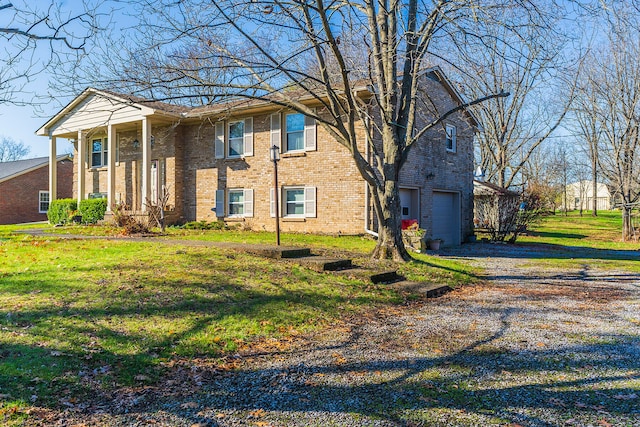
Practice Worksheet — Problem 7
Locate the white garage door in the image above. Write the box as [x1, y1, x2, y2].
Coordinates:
[432, 191, 460, 246]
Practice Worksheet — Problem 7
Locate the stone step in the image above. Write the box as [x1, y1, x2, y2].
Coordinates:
[391, 281, 452, 298]
[240, 245, 312, 259]
[295, 256, 353, 272]
[370, 270, 404, 284]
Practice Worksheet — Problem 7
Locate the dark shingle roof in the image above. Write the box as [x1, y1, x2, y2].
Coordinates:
[98, 89, 191, 115]
[0, 155, 69, 181]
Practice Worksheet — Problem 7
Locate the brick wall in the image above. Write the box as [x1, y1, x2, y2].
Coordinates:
[65, 75, 474, 238]
[0, 159, 73, 225]
[399, 76, 475, 241]
[181, 111, 368, 234]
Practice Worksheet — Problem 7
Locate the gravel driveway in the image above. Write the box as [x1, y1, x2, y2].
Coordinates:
[28, 244, 640, 426]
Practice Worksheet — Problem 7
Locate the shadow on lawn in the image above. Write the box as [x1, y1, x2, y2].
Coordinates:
[149, 307, 639, 426]
[1, 244, 638, 426]
[527, 230, 589, 240]
[443, 241, 640, 262]
[2, 298, 638, 426]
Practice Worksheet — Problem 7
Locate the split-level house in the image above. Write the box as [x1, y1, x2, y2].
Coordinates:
[37, 68, 477, 245]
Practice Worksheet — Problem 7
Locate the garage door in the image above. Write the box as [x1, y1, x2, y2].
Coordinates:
[432, 191, 460, 246]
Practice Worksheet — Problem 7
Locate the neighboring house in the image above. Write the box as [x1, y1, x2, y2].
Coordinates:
[36, 68, 477, 245]
[473, 179, 520, 231]
[561, 180, 611, 211]
[0, 155, 73, 225]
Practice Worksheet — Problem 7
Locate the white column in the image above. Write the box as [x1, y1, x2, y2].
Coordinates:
[141, 118, 151, 211]
[49, 136, 57, 203]
[107, 124, 115, 211]
[77, 130, 85, 205]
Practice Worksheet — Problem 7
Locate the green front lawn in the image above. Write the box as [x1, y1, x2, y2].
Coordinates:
[520, 210, 637, 250]
[0, 225, 476, 424]
[517, 210, 640, 271]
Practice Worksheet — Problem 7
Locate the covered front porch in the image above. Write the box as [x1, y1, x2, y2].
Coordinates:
[36, 88, 185, 215]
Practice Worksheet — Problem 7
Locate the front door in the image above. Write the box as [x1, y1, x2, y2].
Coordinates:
[150, 160, 159, 205]
[399, 188, 418, 220]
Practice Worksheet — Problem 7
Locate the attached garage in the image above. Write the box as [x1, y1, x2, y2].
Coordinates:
[432, 191, 461, 246]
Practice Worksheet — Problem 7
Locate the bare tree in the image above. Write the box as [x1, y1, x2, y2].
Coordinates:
[572, 69, 603, 216]
[0, 1, 102, 105]
[448, 6, 582, 189]
[0, 136, 29, 161]
[521, 143, 564, 213]
[581, 10, 640, 240]
[67, 1, 573, 260]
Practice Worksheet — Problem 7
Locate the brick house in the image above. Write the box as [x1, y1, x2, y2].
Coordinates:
[0, 155, 73, 225]
[37, 68, 476, 245]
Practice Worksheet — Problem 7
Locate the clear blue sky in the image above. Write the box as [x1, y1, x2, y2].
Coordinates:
[0, 0, 124, 159]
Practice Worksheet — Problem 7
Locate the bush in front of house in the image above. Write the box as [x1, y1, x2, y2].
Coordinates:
[182, 220, 230, 230]
[78, 198, 108, 224]
[47, 199, 77, 225]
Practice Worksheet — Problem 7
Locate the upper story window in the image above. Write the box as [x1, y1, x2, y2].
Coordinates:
[286, 113, 305, 152]
[228, 120, 245, 158]
[91, 136, 108, 167]
[445, 124, 456, 153]
[215, 118, 253, 159]
[270, 111, 317, 154]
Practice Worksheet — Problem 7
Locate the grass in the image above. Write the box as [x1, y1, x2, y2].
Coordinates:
[516, 210, 640, 271]
[519, 210, 634, 249]
[0, 224, 476, 424]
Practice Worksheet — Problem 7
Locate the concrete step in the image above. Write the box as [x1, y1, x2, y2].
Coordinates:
[295, 256, 353, 272]
[241, 246, 311, 259]
[370, 270, 404, 284]
[391, 281, 452, 298]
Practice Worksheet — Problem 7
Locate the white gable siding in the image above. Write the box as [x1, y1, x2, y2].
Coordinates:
[49, 94, 152, 136]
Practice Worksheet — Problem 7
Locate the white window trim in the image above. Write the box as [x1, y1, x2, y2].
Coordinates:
[38, 190, 50, 213]
[227, 120, 245, 159]
[90, 136, 108, 168]
[215, 118, 254, 159]
[282, 186, 316, 218]
[221, 188, 254, 218]
[445, 124, 457, 153]
[280, 111, 316, 153]
[285, 113, 306, 153]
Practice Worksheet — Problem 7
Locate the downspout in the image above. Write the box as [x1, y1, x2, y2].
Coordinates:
[364, 115, 379, 238]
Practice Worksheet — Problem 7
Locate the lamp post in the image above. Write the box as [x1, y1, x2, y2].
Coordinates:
[270, 145, 281, 246]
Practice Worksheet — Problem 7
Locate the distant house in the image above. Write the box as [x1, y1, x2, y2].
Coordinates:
[561, 180, 611, 211]
[0, 155, 73, 225]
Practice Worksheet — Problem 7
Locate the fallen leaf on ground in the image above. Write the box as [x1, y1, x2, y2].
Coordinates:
[612, 393, 637, 400]
[180, 401, 199, 409]
[249, 409, 266, 418]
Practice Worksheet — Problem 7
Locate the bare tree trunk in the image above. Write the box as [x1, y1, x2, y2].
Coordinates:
[592, 167, 598, 216]
[622, 206, 631, 241]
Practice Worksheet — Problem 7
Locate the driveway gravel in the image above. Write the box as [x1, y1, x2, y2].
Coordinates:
[26, 243, 640, 426]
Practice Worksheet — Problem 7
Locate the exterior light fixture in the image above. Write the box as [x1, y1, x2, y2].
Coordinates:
[270, 144, 281, 245]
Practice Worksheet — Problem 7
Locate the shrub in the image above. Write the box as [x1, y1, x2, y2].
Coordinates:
[47, 199, 77, 225]
[111, 203, 151, 235]
[79, 198, 107, 224]
[182, 220, 229, 230]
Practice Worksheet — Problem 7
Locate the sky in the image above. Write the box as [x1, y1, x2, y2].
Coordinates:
[0, 0, 124, 159]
